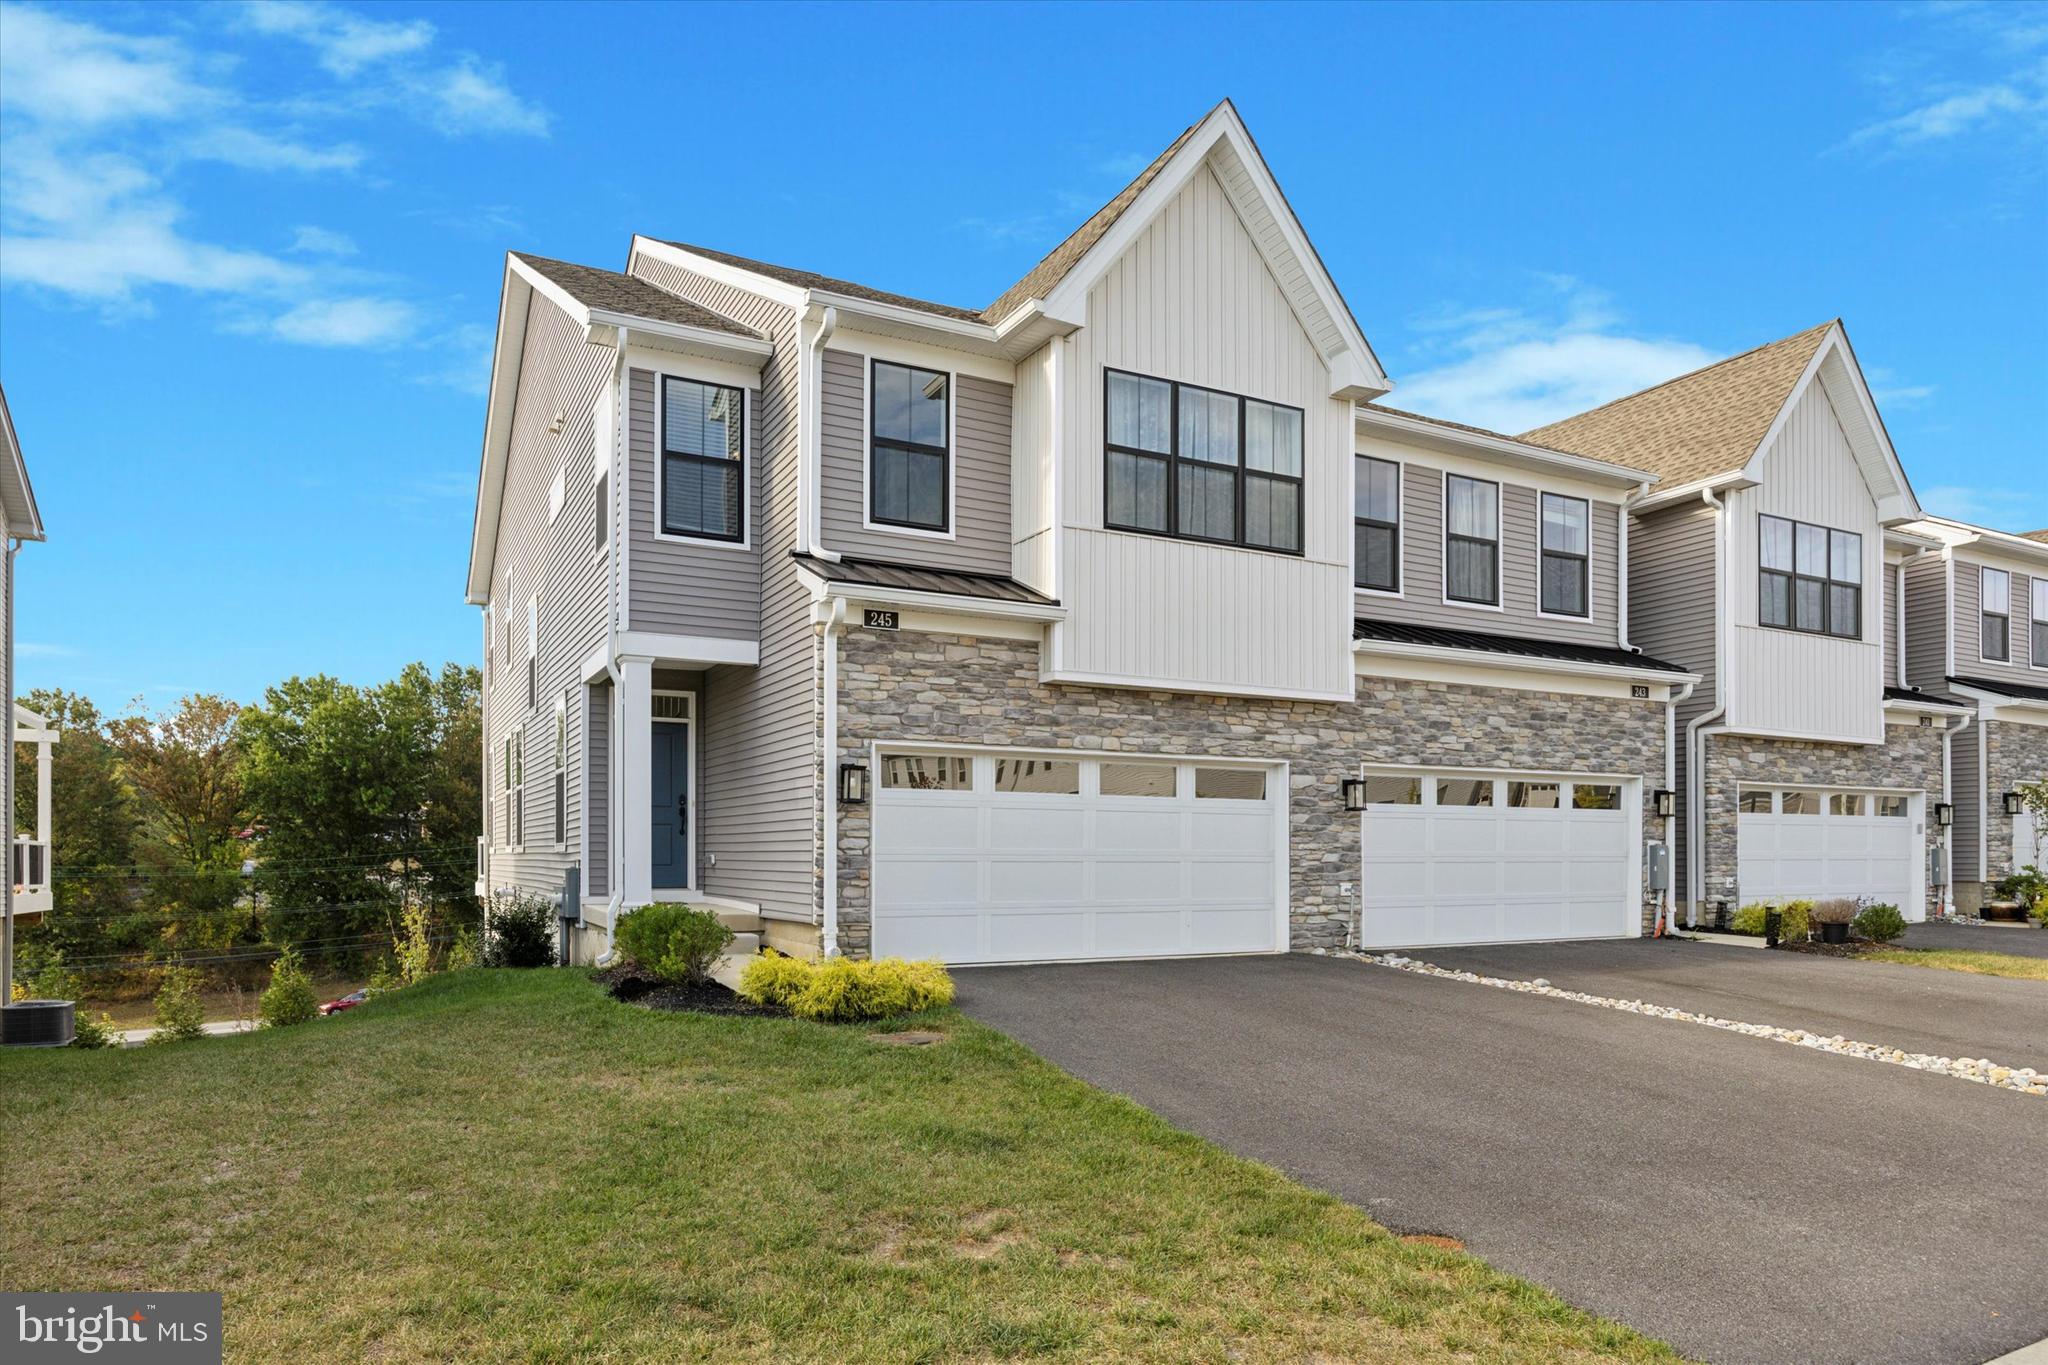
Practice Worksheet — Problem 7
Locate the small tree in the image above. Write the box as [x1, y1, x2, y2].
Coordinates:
[259, 946, 319, 1027]
[148, 967, 207, 1044]
[394, 898, 436, 986]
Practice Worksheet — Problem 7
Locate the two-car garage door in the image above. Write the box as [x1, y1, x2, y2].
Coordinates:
[1357, 770, 1642, 949]
[871, 750, 1283, 965]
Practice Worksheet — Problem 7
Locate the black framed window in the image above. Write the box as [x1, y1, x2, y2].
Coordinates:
[1982, 566, 2011, 662]
[552, 698, 567, 845]
[1354, 456, 1399, 591]
[2031, 577, 2047, 669]
[661, 375, 744, 541]
[1539, 492, 1590, 616]
[1103, 368, 1302, 554]
[1444, 474, 1499, 605]
[1759, 513, 1860, 638]
[870, 360, 949, 532]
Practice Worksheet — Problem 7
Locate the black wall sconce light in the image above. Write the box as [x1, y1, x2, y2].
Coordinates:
[838, 763, 870, 805]
[1341, 777, 1368, 812]
[1935, 802, 1954, 829]
[1652, 788, 1676, 818]
[2003, 791, 2024, 816]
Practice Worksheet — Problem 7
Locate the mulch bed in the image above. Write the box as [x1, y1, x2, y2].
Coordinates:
[591, 964, 785, 1017]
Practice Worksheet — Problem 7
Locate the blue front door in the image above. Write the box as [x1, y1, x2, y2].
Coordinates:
[651, 722, 690, 888]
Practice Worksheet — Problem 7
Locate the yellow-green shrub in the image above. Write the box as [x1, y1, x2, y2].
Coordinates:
[737, 953, 954, 1021]
[1731, 900, 1811, 941]
[737, 951, 815, 1008]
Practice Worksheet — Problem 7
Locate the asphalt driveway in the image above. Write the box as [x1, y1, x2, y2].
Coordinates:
[1903, 919, 2048, 959]
[957, 945, 2047, 1365]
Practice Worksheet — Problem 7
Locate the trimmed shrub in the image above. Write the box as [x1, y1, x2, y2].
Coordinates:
[1853, 902, 1908, 944]
[750, 956, 954, 1022]
[484, 891, 557, 968]
[1731, 900, 1811, 942]
[71, 1010, 118, 1050]
[616, 903, 732, 985]
[737, 950, 816, 1008]
[259, 946, 320, 1027]
[148, 967, 207, 1044]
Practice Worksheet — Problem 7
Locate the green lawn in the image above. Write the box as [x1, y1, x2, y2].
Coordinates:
[0, 970, 1675, 1363]
[1861, 946, 2048, 981]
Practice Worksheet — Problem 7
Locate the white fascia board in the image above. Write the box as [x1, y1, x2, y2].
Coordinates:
[1945, 684, 2048, 721]
[612, 630, 760, 667]
[467, 262, 533, 604]
[1742, 325, 1922, 524]
[630, 237, 808, 307]
[1352, 637, 1701, 688]
[794, 565, 1066, 623]
[1629, 470, 1756, 515]
[1354, 408, 1659, 490]
[1882, 697, 1972, 717]
[598, 314, 773, 365]
[0, 390, 45, 541]
[1926, 520, 2048, 570]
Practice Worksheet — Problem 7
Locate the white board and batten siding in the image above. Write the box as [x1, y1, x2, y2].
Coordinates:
[1722, 382, 1885, 744]
[1009, 343, 1056, 597]
[1049, 162, 1354, 700]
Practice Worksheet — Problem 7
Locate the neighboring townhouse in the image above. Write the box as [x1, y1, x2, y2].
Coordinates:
[1898, 517, 2048, 908]
[466, 100, 1699, 965]
[1524, 323, 1963, 924]
[0, 384, 54, 1005]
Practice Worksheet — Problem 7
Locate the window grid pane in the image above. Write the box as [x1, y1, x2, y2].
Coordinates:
[1195, 768, 1266, 800]
[1100, 763, 1175, 797]
[1364, 776, 1420, 805]
[881, 755, 971, 790]
[1541, 494, 1589, 555]
[1105, 368, 1301, 557]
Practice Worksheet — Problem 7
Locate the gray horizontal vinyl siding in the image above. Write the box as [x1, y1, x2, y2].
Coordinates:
[1953, 557, 2048, 686]
[1627, 499, 1721, 901]
[483, 289, 614, 905]
[1903, 554, 1950, 693]
[627, 367, 762, 639]
[820, 348, 1014, 574]
[630, 255, 815, 922]
[1953, 723, 1984, 882]
[1883, 562, 1900, 685]
[1353, 461, 1621, 648]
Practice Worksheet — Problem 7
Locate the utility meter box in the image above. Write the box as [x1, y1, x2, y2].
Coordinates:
[1927, 845, 1947, 888]
[1647, 842, 1671, 891]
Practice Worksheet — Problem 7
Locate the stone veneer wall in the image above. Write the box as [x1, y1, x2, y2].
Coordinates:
[1984, 719, 2048, 886]
[831, 628, 1672, 959]
[1696, 724, 1946, 914]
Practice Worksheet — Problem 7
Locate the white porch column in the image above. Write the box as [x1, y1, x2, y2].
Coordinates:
[617, 654, 654, 909]
[36, 736, 51, 847]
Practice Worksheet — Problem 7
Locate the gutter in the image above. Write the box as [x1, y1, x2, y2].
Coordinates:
[1939, 707, 1976, 917]
[595, 343, 629, 967]
[820, 598, 848, 958]
[2, 538, 15, 1005]
[1660, 677, 1697, 934]
[1349, 638, 1698, 688]
[1683, 486, 1730, 926]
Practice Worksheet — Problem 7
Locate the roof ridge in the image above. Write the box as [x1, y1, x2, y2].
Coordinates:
[1520, 319, 1836, 439]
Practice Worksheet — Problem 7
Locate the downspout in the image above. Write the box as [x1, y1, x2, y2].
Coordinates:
[802, 303, 841, 562]
[1618, 482, 1648, 652]
[1940, 708, 1975, 918]
[1661, 677, 1697, 934]
[596, 343, 629, 966]
[1683, 487, 1730, 926]
[2, 538, 16, 1006]
[821, 597, 847, 958]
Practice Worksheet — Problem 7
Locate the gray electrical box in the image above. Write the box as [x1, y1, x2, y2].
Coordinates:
[1927, 845, 1947, 887]
[1647, 842, 1670, 891]
[558, 864, 582, 923]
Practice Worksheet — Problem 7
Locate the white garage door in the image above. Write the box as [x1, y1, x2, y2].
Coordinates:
[1736, 787, 1923, 919]
[1359, 771, 1641, 949]
[871, 749, 1283, 964]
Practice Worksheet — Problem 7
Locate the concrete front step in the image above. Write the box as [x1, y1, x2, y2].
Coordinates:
[712, 909, 762, 935]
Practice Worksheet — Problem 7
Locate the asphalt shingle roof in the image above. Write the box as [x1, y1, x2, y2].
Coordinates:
[1353, 617, 1692, 674]
[512, 253, 759, 337]
[1518, 323, 1836, 486]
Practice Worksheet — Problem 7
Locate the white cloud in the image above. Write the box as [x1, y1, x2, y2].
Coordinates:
[1845, 4, 2048, 153]
[289, 225, 358, 256]
[16, 641, 77, 659]
[183, 124, 364, 172]
[1917, 484, 2048, 533]
[415, 322, 495, 395]
[412, 56, 549, 136]
[268, 296, 417, 347]
[1391, 277, 1720, 435]
[236, 0, 434, 76]
[0, 4, 218, 126]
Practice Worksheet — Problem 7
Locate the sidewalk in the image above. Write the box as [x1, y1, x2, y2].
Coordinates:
[117, 1018, 259, 1047]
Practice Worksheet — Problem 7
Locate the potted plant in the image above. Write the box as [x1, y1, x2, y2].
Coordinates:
[1811, 899, 1856, 945]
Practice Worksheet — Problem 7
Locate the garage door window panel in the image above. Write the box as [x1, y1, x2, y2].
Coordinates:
[1507, 781, 1559, 809]
[992, 758, 1080, 795]
[1830, 794, 1866, 817]
[1101, 762, 1176, 798]
[1437, 777, 1495, 807]
[1780, 791, 1820, 816]
[1195, 768, 1266, 801]
[1739, 791, 1774, 814]
[1366, 776, 1421, 806]
[1571, 783, 1621, 811]
[882, 754, 973, 791]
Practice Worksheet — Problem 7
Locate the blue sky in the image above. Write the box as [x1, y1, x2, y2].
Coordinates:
[2, 0, 2043, 710]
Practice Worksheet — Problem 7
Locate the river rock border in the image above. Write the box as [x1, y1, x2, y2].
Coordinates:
[1344, 950, 2048, 1097]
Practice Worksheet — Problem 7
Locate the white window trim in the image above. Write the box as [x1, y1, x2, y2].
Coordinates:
[652, 369, 754, 552]
[1440, 471, 1505, 613]
[505, 726, 527, 854]
[548, 465, 565, 524]
[860, 351, 959, 542]
[2030, 574, 2048, 672]
[1534, 489, 1594, 621]
[1980, 564, 2012, 665]
[1352, 453, 1403, 599]
[650, 689, 699, 894]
